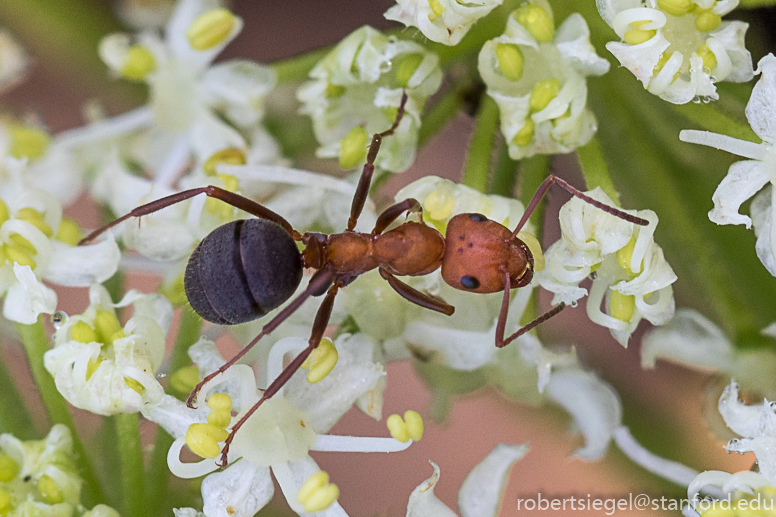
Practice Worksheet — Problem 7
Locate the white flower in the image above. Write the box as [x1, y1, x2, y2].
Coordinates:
[642, 308, 776, 394]
[0, 30, 28, 94]
[537, 187, 676, 346]
[145, 337, 410, 517]
[0, 161, 120, 324]
[680, 54, 776, 276]
[687, 469, 773, 515]
[43, 284, 171, 415]
[297, 25, 442, 173]
[478, 0, 609, 159]
[597, 0, 753, 104]
[384, 0, 503, 46]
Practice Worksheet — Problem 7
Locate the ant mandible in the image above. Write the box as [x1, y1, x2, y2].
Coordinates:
[80, 92, 648, 466]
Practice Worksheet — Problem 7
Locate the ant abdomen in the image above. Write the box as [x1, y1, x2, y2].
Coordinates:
[184, 219, 303, 325]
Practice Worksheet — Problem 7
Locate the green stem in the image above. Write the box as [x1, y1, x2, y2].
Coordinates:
[461, 96, 500, 193]
[146, 309, 202, 516]
[489, 142, 518, 197]
[671, 102, 758, 143]
[114, 414, 143, 517]
[16, 319, 104, 507]
[272, 47, 329, 83]
[576, 136, 621, 206]
[517, 154, 551, 230]
[418, 82, 470, 148]
[0, 355, 37, 439]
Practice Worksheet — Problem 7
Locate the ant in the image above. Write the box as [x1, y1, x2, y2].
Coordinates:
[80, 92, 648, 466]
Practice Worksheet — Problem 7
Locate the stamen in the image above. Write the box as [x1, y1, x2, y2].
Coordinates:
[186, 8, 238, 51]
[0, 453, 19, 482]
[297, 471, 340, 513]
[656, 0, 693, 17]
[203, 148, 247, 176]
[427, 0, 444, 22]
[121, 45, 156, 81]
[624, 21, 656, 45]
[495, 43, 524, 82]
[9, 125, 50, 159]
[609, 290, 636, 322]
[517, 231, 545, 272]
[17, 208, 53, 237]
[339, 126, 369, 170]
[300, 338, 338, 384]
[395, 53, 424, 88]
[387, 410, 424, 442]
[185, 422, 229, 459]
[694, 7, 721, 32]
[529, 78, 561, 113]
[168, 365, 200, 397]
[56, 218, 82, 246]
[0, 489, 11, 514]
[514, 4, 555, 43]
[37, 474, 64, 504]
[512, 119, 535, 146]
[423, 184, 456, 222]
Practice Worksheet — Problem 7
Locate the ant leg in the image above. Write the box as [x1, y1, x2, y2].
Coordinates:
[217, 281, 341, 467]
[372, 198, 422, 235]
[494, 270, 566, 348]
[79, 186, 300, 245]
[185, 268, 336, 408]
[510, 175, 649, 239]
[347, 91, 409, 231]
[379, 268, 454, 316]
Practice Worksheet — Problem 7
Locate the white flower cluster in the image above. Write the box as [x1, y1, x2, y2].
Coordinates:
[538, 188, 676, 345]
[384, 0, 503, 46]
[478, 0, 609, 159]
[597, 0, 753, 103]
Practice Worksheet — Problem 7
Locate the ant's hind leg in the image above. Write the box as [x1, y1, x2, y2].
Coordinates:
[216, 281, 342, 467]
[494, 270, 566, 348]
[79, 185, 300, 245]
[347, 91, 409, 231]
[379, 268, 454, 315]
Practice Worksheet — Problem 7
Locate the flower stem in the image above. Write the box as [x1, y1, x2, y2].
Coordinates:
[576, 136, 621, 206]
[16, 319, 105, 507]
[168, 309, 203, 374]
[0, 356, 37, 439]
[273, 47, 329, 83]
[489, 142, 518, 197]
[114, 414, 144, 517]
[462, 95, 500, 193]
[418, 81, 471, 148]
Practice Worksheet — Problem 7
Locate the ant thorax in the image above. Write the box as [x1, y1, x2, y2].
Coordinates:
[441, 213, 533, 294]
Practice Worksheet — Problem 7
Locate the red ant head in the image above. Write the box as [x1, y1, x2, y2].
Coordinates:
[441, 213, 534, 293]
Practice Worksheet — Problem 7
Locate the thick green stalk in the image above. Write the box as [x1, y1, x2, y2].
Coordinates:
[418, 83, 470, 148]
[16, 319, 104, 507]
[0, 356, 37, 439]
[168, 309, 204, 374]
[489, 143, 518, 197]
[272, 47, 329, 83]
[517, 154, 551, 230]
[576, 136, 621, 206]
[114, 414, 144, 517]
[462, 96, 500, 192]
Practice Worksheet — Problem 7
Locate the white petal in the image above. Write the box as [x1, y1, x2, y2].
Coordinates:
[718, 381, 776, 437]
[545, 369, 622, 460]
[44, 237, 120, 287]
[201, 461, 274, 517]
[273, 457, 351, 517]
[554, 14, 610, 77]
[708, 159, 770, 228]
[403, 321, 496, 371]
[746, 54, 776, 144]
[201, 60, 276, 127]
[606, 35, 668, 88]
[751, 187, 776, 276]
[406, 461, 457, 517]
[725, 437, 776, 484]
[642, 308, 733, 370]
[710, 22, 753, 83]
[141, 394, 208, 439]
[311, 435, 411, 453]
[165, 0, 243, 70]
[4, 265, 57, 324]
[613, 427, 698, 486]
[458, 443, 528, 517]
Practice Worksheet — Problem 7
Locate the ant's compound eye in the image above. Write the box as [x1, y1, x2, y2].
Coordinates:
[469, 213, 487, 222]
[460, 275, 480, 289]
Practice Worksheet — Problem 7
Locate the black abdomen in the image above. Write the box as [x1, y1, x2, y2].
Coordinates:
[184, 219, 303, 325]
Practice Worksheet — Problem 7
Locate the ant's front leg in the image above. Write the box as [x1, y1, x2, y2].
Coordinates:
[494, 270, 566, 348]
[79, 186, 300, 245]
[347, 91, 409, 231]
[372, 198, 422, 235]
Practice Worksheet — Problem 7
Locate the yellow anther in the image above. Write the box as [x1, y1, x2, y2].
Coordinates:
[169, 365, 200, 396]
[423, 187, 456, 222]
[529, 78, 561, 113]
[609, 290, 636, 322]
[94, 309, 122, 344]
[0, 489, 11, 514]
[695, 8, 721, 32]
[512, 119, 535, 146]
[623, 21, 656, 45]
[70, 321, 98, 344]
[110, 329, 126, 344]
[56, 218, 81, 246]
[17, 208, 52, 238]
[395, 53, 424, 88]
[696, 43, 717, 73]
[300, 338, 338, 384]
[186, 8, 237, 51]
[0, 454, 19, 482]
[9, 233, 37, 254]
[339, 126, 369, 170]
[121, 45, 156, 81]
[427, 0, 444, 21]
[203, 148, 246, 176]
[124, 376, 145, 395]
[325, 84, 346, 99]
[514, 4, 555, 43]
[656, 0, 693, 17]
[205, 174, 240, 220]
[495, 43, 524, 82]
[86, 357, 103, 381]
[8, 125, 50, 160]
[208, 393, 233, 413]
[0, 200, 8, 226]
[517, 231, 545, 272]
[4, 245, 36, 269]
[185, 422, 229, 459]
[615, 234, 643, 276]
[297, 471, 340, 514]
[207, 410, 232, 429]
[387, 410, 424, 442]
[37, 474, 64, 505]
